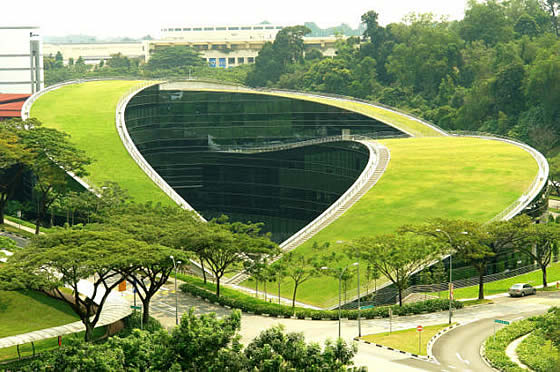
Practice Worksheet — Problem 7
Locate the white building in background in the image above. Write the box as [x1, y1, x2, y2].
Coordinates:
[150, 25, 339, 68]
[43, 25, 340, 69]
[0, 27, 44, 94]
[43, 42, 145, 65]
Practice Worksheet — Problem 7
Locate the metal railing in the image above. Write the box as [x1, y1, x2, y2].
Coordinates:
[216, 133, 407, 154]
[277, 139, 388, 252]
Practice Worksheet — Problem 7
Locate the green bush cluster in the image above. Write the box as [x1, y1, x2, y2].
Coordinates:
[180, 282, 463, 320]
[484, 319, 536, 372]
[517, 332, 560, 372]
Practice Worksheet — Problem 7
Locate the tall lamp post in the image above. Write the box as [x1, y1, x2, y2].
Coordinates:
[322, 262, 358, 339]
[435, 229, 468, 324]
[170, 255, 182, 325]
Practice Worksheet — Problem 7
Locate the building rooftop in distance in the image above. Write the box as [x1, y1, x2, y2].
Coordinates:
[0, 94, 29, 119]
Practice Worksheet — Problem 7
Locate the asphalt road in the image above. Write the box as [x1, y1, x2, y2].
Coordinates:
[430, 292, 560, 372]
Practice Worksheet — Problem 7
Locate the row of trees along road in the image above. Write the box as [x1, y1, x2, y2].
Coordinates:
[0, 202, 278, 341]
[0, 118, 91, 234]
[396, 216, 559, 300]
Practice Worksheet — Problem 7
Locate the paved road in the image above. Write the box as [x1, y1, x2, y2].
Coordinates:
[137, 280, 560, 371]
[430, 291, 560, 372]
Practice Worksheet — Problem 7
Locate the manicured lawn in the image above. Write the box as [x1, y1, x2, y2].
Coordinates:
[435, 262, 560, 300]
[0, 290, 79, 338]
[244, 136, 539, 307]
[31, 80, 173, 205]
[361, 323, 452, 356]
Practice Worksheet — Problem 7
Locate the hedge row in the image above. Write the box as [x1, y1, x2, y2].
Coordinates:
[517, 331, 560, 372]
[484, 319, 536, 372]
[179, 282, 463, 320]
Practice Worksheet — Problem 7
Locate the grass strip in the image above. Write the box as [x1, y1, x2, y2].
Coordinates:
[178, 273, 462, 320]
[432, 261, 560, 300]
[360, 323, 452, 355]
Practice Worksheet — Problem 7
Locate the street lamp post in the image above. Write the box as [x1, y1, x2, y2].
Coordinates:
[435, 229, 467, 325]
[322, 262, 359, 339]
[170, 255, 182, 325]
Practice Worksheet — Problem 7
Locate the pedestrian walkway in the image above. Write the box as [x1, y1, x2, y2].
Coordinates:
[0, 280, 131, 349]
[3, 219, 40, 235]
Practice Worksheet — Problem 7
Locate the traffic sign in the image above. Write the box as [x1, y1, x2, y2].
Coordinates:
[494, 319, 510, 325]
[360, 305, 375, 310]
[130, 305, 142, 310]
[417, 325, 423, 332]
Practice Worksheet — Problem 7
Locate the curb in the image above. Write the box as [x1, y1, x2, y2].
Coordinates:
[427, 322, 461, 361]
[480, 340, 501, 372]
[353, 337, 430, 361]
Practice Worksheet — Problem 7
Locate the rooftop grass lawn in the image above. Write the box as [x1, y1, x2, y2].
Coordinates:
[360, 323, 452, 356]
[0, 290, 79, 338]
[248, 136, 539, 307]
[30, 80, 173, 205]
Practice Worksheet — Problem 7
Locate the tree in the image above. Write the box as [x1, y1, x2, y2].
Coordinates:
[361, 10, 383, 44]
[355, 232, 444, 306]
[150, 309, 243, 371]
[92, 203, 198, 323]
[549, 154, 560, 195]
[284, 252, 319, 308]
[145, 46, 204, 71]
[518, 223, 560, 287]
[244, 325, 357, 371]
[0, 120, 33, 225]
[515, 13, 541, 37]
[460, 0, 514, 46]
[5, 229, 146, 341]
[541, 0, 560, 36]
[19, 121, 91, 234]
[192, 218, 278, 297]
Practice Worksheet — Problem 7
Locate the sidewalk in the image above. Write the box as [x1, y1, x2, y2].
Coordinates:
[0, 280, 131, 349]
[3, 219, 40, 235]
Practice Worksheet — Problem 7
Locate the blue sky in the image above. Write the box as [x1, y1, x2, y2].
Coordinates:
[3, 0, 467, 38]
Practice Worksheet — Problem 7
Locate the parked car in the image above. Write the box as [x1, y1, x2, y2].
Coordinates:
[508, 283, 536, 297]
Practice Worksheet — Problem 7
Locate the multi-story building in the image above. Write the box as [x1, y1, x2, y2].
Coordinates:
[149, 25, 339, 68]
[0, 26, 44, 94]
[43, 25, 340, 69]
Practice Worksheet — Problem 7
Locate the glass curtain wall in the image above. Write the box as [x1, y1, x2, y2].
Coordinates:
[125, 85, 405, 241]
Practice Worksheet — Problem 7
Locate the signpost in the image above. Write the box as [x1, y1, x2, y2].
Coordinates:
[131, 305, 143, 329]
[389, 308, 393, 334]
[494, 319, 510, 338]
[417, 325, 423, 354]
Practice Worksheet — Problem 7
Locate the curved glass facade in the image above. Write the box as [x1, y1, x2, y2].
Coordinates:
[125, 85, 405, 241]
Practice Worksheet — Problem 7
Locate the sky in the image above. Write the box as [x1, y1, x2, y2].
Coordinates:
[2, 0, 468, 38]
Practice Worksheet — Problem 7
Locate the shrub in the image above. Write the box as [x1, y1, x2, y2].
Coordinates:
[484, 319, 536, 372]
[517, 331, 560, 372]
[179, 275, 463, 321]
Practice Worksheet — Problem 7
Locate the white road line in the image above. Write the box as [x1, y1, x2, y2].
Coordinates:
[456, 352, 470, 365]
[511, 317, 523, 321]
[447, 365, 456, 369]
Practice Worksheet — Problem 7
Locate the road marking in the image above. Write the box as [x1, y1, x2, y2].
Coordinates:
[456, 352, 470, 365]
[447, 365, 456, 369]
[511, 317, 523, 321]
